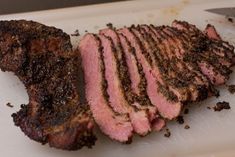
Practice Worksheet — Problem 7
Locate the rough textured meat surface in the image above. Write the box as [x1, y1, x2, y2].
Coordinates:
[99, 29, 152, 135]
[0, 20, 96, 150]
[172, 20, 234, 85]
[79, 33, 133, 142]
[1, 19, 235, 147]
[118, 27, 182, 120]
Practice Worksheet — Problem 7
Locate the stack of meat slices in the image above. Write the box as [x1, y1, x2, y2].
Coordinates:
[79, 20, 235, 142]
[0, 20, 234, 150]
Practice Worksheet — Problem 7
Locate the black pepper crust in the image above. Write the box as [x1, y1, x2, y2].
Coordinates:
[173, 21, 233, 85]
[106, 34, 134, 104]
[128, 27, 153, 67]
[119, 33, 152, 107]
[213, 101, 231, 111]
[139, 24, 179, 102]
[0, 20, 96, 150]
[161, 26, 210, 101]
[154, 26, 194, 98]
[93, 34, 110, 104]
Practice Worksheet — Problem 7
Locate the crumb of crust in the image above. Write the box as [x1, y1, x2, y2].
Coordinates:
[164, 128, 171, 138]
[184, 125, 190, 129]
[176, 116, 184, 124]
[71, 29, 80, 36]
[184, 108, 189, 114]
[227, 17, 234, 23]
[106, 23, 115, 29]
[227, 84, 235, 94]
[6, 102, 13, 108]
[213, 101, 231, 112]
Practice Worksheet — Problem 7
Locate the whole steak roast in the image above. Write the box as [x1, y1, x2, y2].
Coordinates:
[0, 20, 96, 150]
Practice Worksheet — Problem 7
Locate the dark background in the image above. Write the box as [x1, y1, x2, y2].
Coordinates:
[0, 0, 126, 15]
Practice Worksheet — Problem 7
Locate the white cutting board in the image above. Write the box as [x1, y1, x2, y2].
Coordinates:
[0, 0, 235, 157]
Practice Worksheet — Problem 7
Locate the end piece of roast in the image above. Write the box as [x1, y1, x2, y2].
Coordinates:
[0, 20, 96, 150]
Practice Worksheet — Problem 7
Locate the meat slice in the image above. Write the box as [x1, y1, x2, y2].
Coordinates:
[172, 20, 233, 85]
[118, 27, 181, 120]
[0, 20, 96, 150]
[100, 28, 165, 131]
[141, 25, 199, 101]
[204, 24, 235, 64]
[160, 25, 219, 97]
[137, 25, 196, 101]
[98, 34, 151, 136]
[79, 33, 133, 142]
[154, 25, 212, 100]
[118, 34, 157, 120]
[204, 24, 221, 40]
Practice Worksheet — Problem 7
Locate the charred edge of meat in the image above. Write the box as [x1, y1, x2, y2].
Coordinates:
[159, 26, 205, 103]
[120, 29, 153, 107]
[149, 25, 191, 96]
[157, 82, 178, 102]
[94, 34, 110, 103]
[105, 34, 134, 104]
[128, 26, 153, 67]
[94, 34, 123, 117]
[0, 20, 96, 150]
[174, 22, 232, 81]
[157, 26, 194, 89]
[162, 26, 210, 101]
[139, 25, 179, 102]
[140, 25, 170, 76]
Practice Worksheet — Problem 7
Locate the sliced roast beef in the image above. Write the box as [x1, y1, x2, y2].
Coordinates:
[118, 27, 181, 120]
[145, 25, 202, 101]
[158, 26, 212, 100]
[3, 19, 235, 147]
[98, 34, 151, 136]
[100, 28, 165, 131]
[100, 29, 157, 118]
[144, 25, 194, 101]
[172, 20, 233, 85]
[79, 33, 133, 142]
[118, 33, 157, 120]
[119, 33, 166, 130]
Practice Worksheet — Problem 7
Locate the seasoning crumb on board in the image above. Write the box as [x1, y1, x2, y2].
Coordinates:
[71, 29, 80, 36]
[164, 128, 171, 138]
[176, 116, 184, 124]
[184, 125, 190, 129]
[227, 84, 235, 94]
[106, 23, 113, 29]
[227, 17, 234, 23]
[213, 101, 230, 112]
[6, 102, 13, 108]
[184, 108, 189, 114]
[207, 106, 211, 110]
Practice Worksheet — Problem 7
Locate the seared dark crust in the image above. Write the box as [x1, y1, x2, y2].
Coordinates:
[117, 32, 152, 107]
[139, 25, 179, 102]
[106, 33, 134, 104]
[0, 20, 96, 150]
[93, 34, 110, 104]
[172, 21, 233, 84]
[163, 25, 221, 98]
[159, 26, 209, 101]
